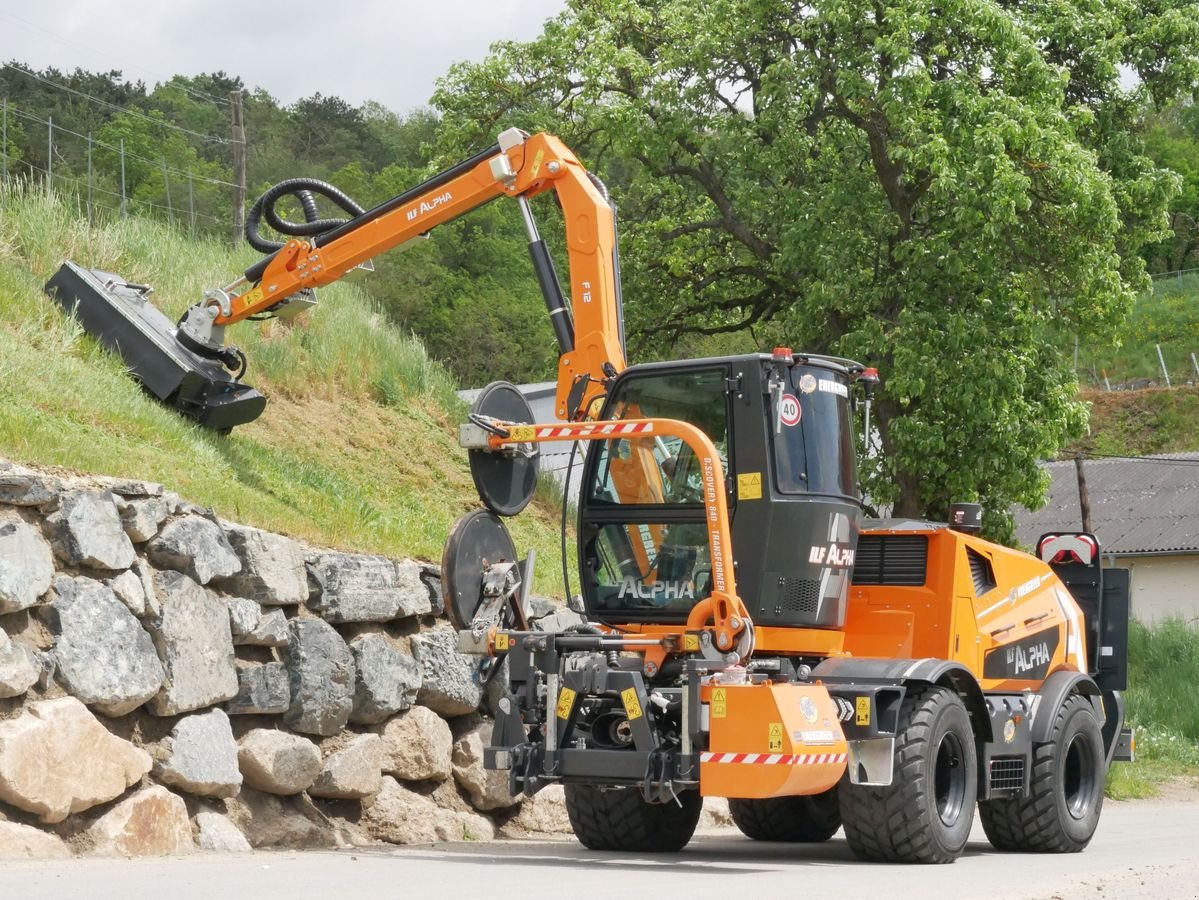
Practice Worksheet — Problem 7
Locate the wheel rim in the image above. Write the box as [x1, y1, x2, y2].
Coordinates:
[934, 730, 968, 827]
[1063, 732, 1098, 820]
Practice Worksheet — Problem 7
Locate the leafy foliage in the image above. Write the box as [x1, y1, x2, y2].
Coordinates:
[433, 0, 1199, 537]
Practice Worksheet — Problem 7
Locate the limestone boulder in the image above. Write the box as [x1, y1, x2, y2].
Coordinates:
[153, 708, 242, 799]
[107, 569, 147, 617]
[223, 788, 343, 849]
[375, 706, 452, 782]
[0, 630, 39, 698]
[43, 575, 164, 716]
[146, 515, 241, 585]
[225, 597, 261, 640]
[502, 784, 572, 836]
[282, 617, 355, 736]
[0, 697, 151, 823]
[194, 810, 252, 853]
[227, 662, 290, 715]
[238, 729, 321, 795]
[85, 785, 194, 857]
[239, 607, 289, 646]
[306, 552, 431, 623]
[45, 490, 136, 571]
[219, 524, 308, 606]
[348, 633, 421, 724]
[146, 570, 238, 716]
[309, 733, 383, 799]
[118, 495, 170, 543]
[452, 720, 519, 811]
[362, 777, 494, 844]
[410, 627, 483, 716]
[0, 512, 55, 613]
[0, 461, 61, 506]
[0, 821, 72, 859]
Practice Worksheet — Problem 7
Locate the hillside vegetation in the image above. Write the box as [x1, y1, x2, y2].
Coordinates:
[0, 186, 568, 590]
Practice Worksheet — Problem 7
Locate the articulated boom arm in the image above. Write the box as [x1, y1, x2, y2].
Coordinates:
[211, 130, 626, 420]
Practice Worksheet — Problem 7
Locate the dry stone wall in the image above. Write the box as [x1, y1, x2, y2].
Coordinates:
[0, 458, 586, 859]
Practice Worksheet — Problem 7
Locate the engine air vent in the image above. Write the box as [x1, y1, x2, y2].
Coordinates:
[966, 546, 997, 596]
[776, 577, 821, 615]
[852, 534, 928, 586]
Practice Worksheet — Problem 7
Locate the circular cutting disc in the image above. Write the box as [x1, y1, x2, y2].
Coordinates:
[469, 380, 539, 517]
[442, 508, 520, 632]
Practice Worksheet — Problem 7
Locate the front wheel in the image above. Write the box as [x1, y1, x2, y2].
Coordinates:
[979, 693, 1105, 852]
[839, 685, 977, 863]
[564, 784, 702, 852]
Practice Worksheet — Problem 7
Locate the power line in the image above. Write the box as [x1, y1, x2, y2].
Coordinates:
[0, 9, 231, 108]
[2, 62, 236, 145]
[1065, 453, 1199, 466]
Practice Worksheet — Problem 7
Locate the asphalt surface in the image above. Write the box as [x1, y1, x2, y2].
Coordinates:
[3, 799, 1198, 900]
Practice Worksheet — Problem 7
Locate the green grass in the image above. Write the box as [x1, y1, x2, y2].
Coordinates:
[1070, 384, 1199, 457]
[1106, 618, 1199, 799]
[0, 183, 571, 592]
[1078, 273, 1199, 386]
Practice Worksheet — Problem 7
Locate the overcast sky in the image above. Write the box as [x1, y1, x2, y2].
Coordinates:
[0, 0, 568, 114]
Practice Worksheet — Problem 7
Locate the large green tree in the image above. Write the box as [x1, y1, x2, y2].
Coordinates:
[434, 0, 1198, 536]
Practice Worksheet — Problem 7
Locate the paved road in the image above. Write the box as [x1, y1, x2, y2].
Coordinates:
[3, 800, 1198, 900]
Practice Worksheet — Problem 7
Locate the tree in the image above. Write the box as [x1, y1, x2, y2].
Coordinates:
[433, 0, 1198, 538]
[1142, 102, 1199, 273]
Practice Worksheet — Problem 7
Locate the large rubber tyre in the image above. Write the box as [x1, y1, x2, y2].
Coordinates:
[979, 694, 1105, 853]
[839, 685, 977, 864]
[564, 784, 702, 852]
[728, 789, 841, 842]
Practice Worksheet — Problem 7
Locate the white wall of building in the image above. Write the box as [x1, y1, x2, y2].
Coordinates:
[1109, 555, 1199, 625]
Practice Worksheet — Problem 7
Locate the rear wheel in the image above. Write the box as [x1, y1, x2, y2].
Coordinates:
[979, 693, 1105, 852]
[729, 789, 841, 842]
[564, 784, 702, 852]
[839, 685, 977, 863]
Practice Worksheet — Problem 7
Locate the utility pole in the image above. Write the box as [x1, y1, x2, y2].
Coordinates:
[230, 89, 246, 247]
[161, 159, 174, 226]
[46, 115, 52, 198]
[2, 98, 7, 185]
[1074, 456, 1093, 534]
[119, 138, 127, 218]
[86, 131, 92, 220]
[188, 169, 195, 239]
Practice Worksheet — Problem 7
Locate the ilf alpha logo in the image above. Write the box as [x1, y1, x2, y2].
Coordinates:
[406, 191, 453, 222]
[618, 577, 695, 605]
[809, 542, 855, 567]
[983, 626, 1061, 680]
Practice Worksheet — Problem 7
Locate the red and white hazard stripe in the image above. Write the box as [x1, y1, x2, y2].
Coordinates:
[535, 421, 654, 439]
[700, 752, 848, 766]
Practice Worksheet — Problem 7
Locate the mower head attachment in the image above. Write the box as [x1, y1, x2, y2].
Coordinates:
[45, 261, 266, 431]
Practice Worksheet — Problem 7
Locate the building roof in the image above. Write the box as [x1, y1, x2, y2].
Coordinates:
[1015, 453, 1199, 556]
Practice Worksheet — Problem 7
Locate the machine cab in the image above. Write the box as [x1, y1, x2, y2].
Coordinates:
[578, 352, 864, 631]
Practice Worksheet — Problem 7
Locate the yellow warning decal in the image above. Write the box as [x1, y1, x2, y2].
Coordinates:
[531, 149, 545, 180]
[238, 287, 265, 311]
[556, 687, 577, 720]
[855, 695, 871, 726]
[508, 425, 536, 442]
[711, 687, 727, 719]
[737, 472, 762, 501]
[767, 722, 784, 753]
[494, 632, 510, 652]
[621, 687, 643, 720]
[683, 633, 700, 652]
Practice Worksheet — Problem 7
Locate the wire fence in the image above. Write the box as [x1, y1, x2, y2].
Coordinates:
[1, 96, 237, 239]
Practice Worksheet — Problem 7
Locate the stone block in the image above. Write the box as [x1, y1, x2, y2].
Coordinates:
[0, 697, 151, 823]
[225, 597, 261, 640]
[0, 821, 72, 859]
[146, 515, 241, 585]
[0, 630, 39, 699]
[348, 633, 420, 724]
[107, 568, 147, 617]
[306, 552, 431, 623]
[410, 626, 483, 716]
[219, 524, 308, 606]
[0, 462, 61, 506]
[237, 729, 321, 795]
[118, 495, 170, 543]
[146, 571, 238, 716]
[375, 705, 452, 782]
[282, 617, 355, 736]
[85, 785, 194, 857]
[362, 777, 494, 844]
[309, 733, 383, 799]
[227, 662, 290, 715]
[239, 607, 289, 646]
[154, 708, 242, 799]
[452, 719, 519, 811]
[194, 810, 251, 853]
[0, 512, 55, 613]
[45, 490, 136, 571]
[43, 575, 164, 716]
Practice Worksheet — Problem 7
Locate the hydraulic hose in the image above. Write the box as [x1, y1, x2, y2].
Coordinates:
[244, 178, 366, 254]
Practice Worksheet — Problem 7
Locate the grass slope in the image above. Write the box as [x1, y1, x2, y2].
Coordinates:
[1070, 385, 1199, 457]
[0, 186, 567, 590]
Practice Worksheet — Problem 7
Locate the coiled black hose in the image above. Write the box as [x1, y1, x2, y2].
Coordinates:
[244, 178, 366, 254]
